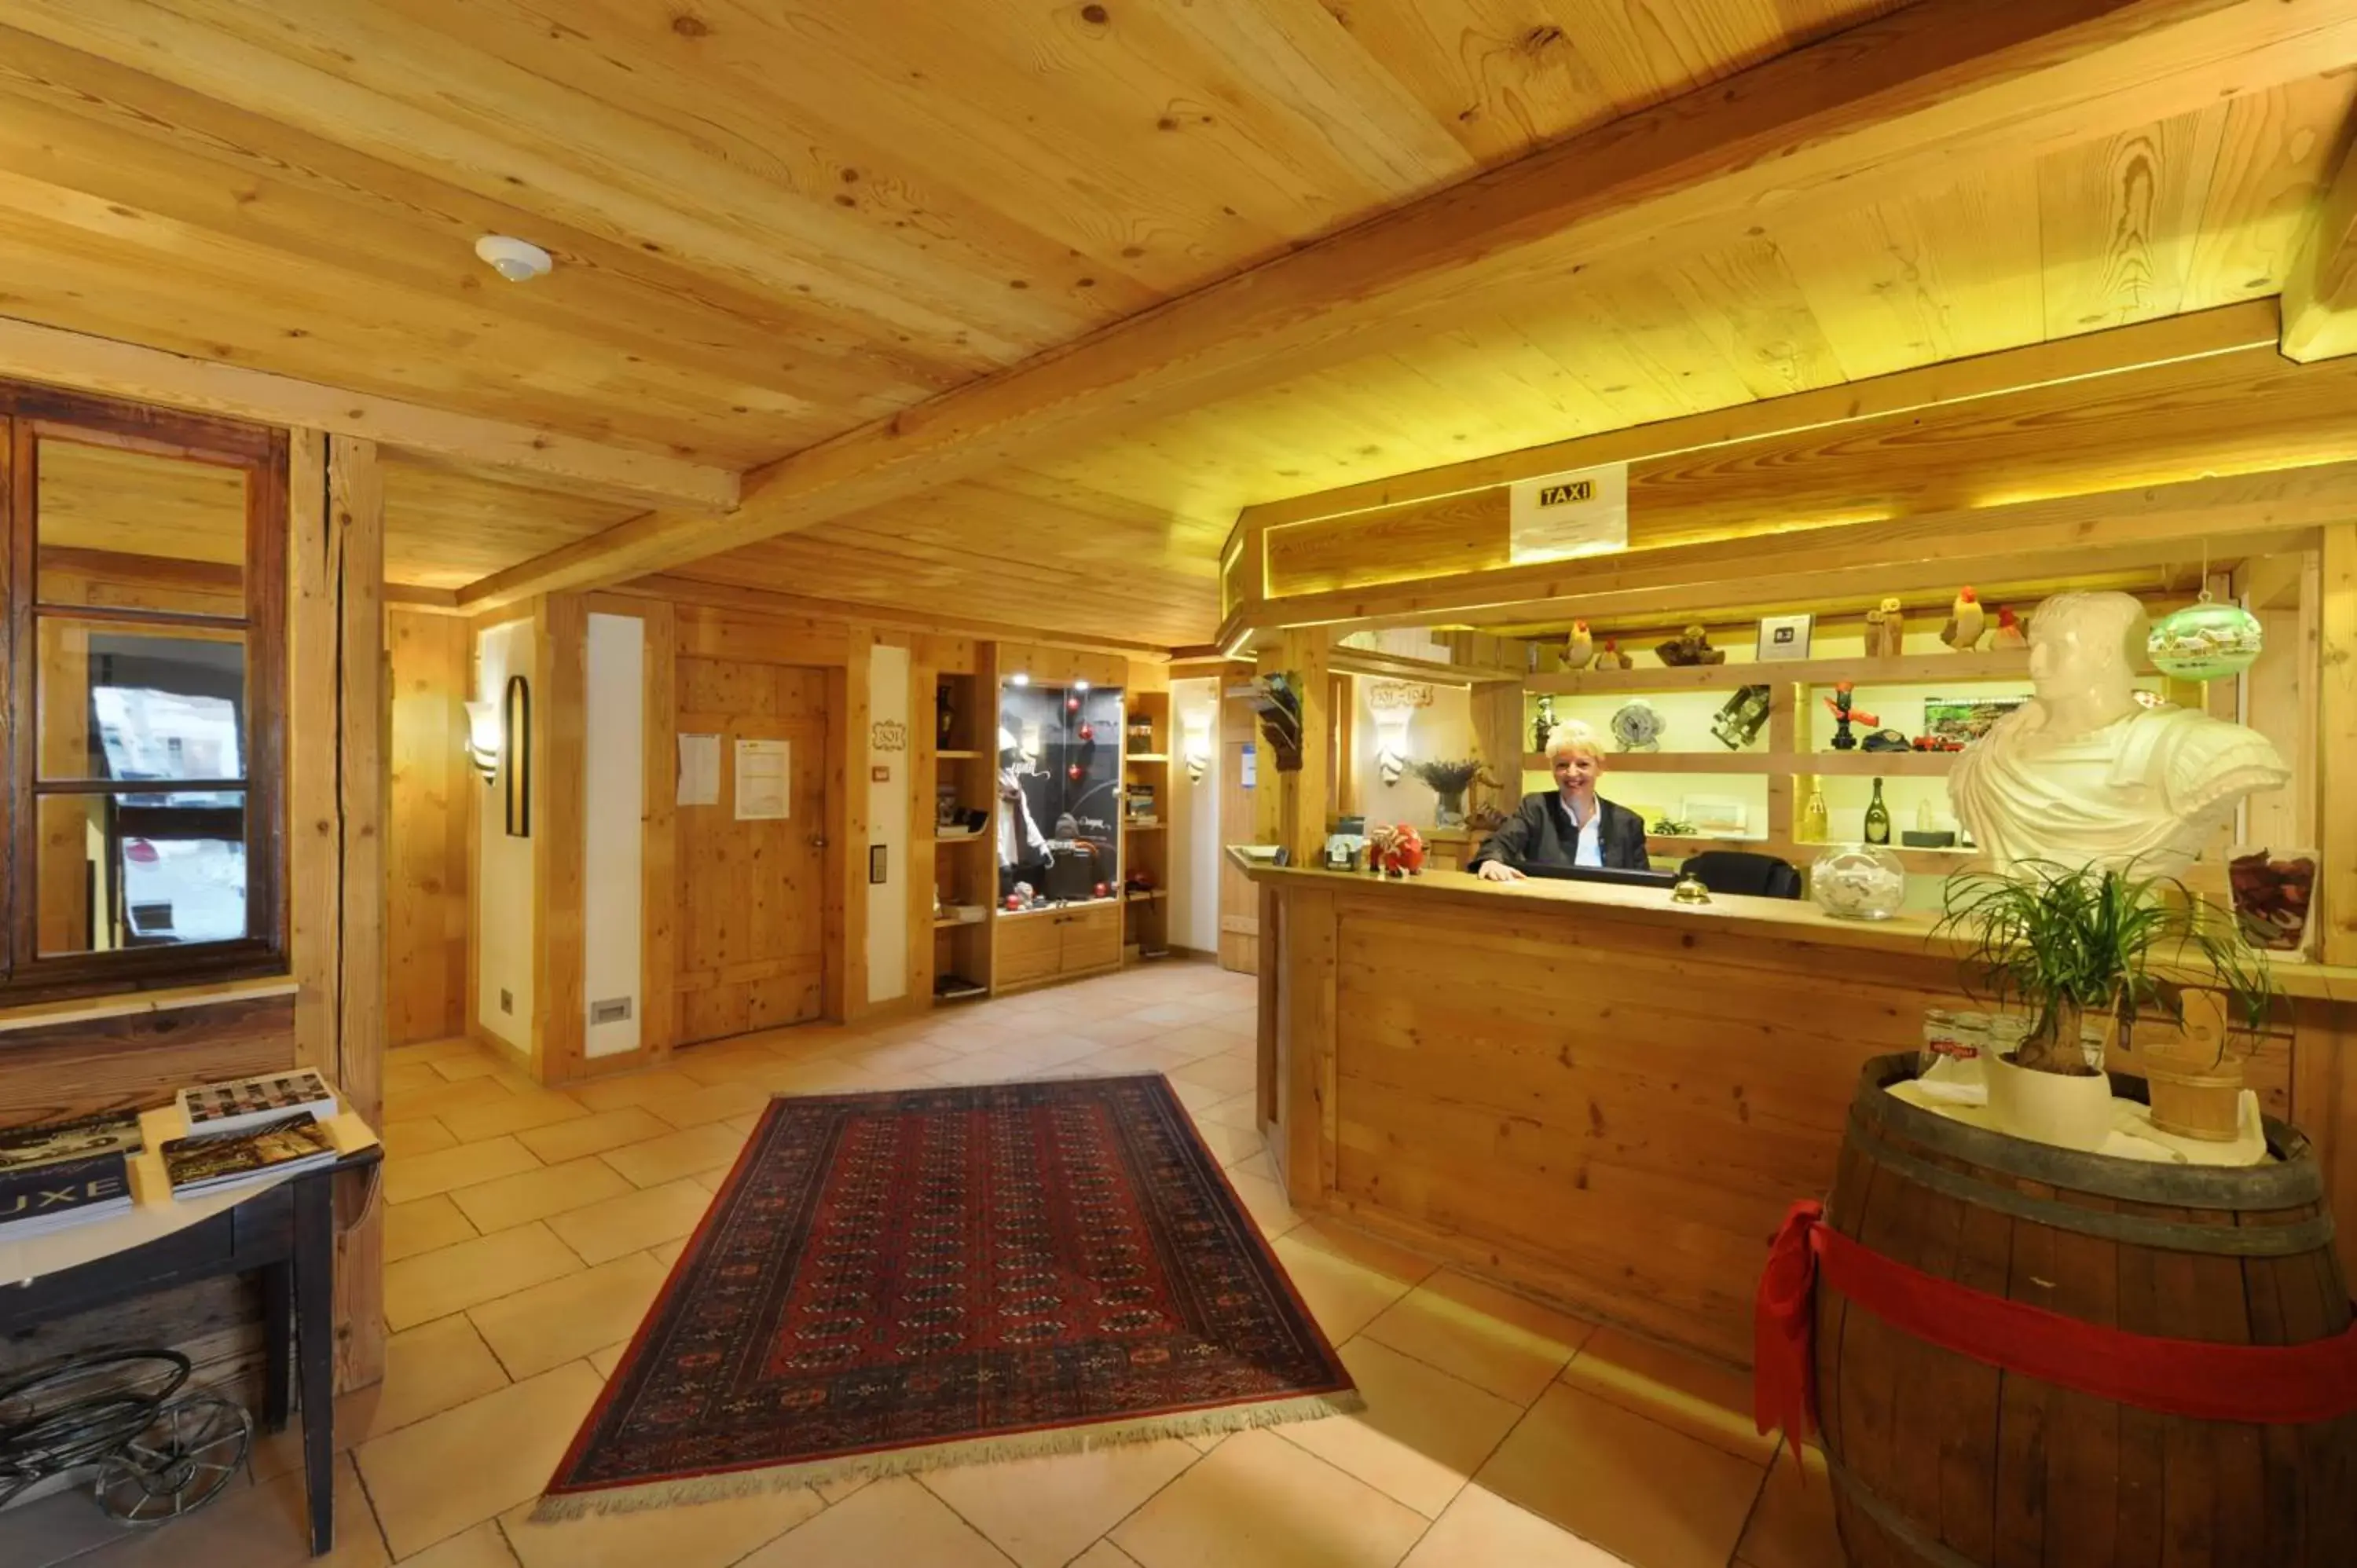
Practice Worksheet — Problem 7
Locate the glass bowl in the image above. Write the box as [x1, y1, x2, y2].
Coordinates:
[1810, 844, 1907, 921]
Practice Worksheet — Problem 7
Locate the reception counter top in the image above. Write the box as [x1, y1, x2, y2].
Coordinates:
[1230, 848, 2357, 1365]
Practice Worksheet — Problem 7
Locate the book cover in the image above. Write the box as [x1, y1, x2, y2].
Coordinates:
[0, 1109, 142, 1176]
[163, 1112, 338, 1196]
[0, 1149, 134, 1229]
[177, 1069, 337, 1137]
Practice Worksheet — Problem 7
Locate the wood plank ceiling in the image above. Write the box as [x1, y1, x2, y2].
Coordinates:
[0, 1, 2352, 646]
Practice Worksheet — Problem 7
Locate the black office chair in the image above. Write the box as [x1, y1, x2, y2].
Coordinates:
[1679, 850, 1803, 900]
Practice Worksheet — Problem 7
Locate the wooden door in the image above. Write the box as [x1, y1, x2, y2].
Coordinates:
[674, 657, 830, 1046]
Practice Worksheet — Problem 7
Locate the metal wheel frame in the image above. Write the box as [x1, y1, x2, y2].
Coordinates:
[92, 1390, 251, 1527]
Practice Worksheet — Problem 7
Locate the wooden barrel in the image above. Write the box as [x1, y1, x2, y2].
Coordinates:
[1817, 1055, 2357, 1568]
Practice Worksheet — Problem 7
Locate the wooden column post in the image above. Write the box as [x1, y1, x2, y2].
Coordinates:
[639, 600, 678, 1063]
[288, 431, 387, 1391]
[2320, 523, 2357, 965]
[531, 592, 586, 1083]
[1257, 628, 1332, 866]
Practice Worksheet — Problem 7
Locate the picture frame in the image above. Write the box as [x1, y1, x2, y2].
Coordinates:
[1756, 612, 1813, 661]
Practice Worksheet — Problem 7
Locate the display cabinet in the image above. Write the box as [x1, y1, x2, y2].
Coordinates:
[990, 658, 1126, 988]
[927, 649, 997, 1002]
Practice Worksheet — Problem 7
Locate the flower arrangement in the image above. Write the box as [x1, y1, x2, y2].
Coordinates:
[1408, 757, 1484, 827]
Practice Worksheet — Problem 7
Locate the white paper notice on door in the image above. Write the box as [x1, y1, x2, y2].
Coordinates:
[735, 738, 790, 821]
[676, 734, 720, 807]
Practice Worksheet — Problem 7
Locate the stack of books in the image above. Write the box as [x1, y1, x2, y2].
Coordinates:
[0, 1110, 142, 1237]
[162, 1069, 341, 1198]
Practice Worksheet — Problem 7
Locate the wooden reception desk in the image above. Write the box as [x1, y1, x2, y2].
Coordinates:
[1232, 852, 2357, 1368]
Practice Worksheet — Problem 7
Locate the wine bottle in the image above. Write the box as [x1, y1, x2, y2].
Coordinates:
[1801, 788, 1829, 843]
[1864, 778, 1893, 846]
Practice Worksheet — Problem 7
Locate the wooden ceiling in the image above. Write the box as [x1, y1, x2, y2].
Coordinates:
[2, 2, 2355, 647]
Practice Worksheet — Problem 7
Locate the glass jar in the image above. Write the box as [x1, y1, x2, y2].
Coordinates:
[1809, 844, 1907, 921]
[1985, 1014, 2032, 1066]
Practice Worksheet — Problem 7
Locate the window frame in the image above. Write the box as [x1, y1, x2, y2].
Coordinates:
[0, 380, 288, 1006]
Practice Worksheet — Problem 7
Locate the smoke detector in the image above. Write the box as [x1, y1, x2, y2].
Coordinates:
[474, 234, 553, 282]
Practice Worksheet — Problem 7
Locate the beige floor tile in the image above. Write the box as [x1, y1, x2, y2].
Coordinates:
[649, 1236, 690, 1267]
[515, 1106, 673, 1165]
[63, 1454, 387, 1568]
[1111, 1427, 1427, 1568]
[1734, 1442, 1838, 1568]
[1166, 1077, 1231, 1116]
[547, 1178, 713, 1266]
[829, 1036, 960, 1073]
[570, 1069, 707, 1114]
[599, 1122, 747, 1187]
[1558, 1328, 1776, 1464]
[644, 1079, 777, 1129]
[1198, 1090, 1263, 1130]
[385, 1221, 584, 1331]
[1288, 1219, 1439, 1291]
[431, 1053, 508, 1083]
[386, 1192, 478, 1262]
[922, 1049, 1044, 1086]
[387, 1061, 449, 1098]
[355, 1362, 603, 1561]
[1281, 1336, 1521, 1518]
[1068, 1543, 1147, 1568]
[1153, 1023, 1244, 1063]
[1475, 1385, 1765, 1568]
[1083, 1042, 1206, 1077]
[383, 1118, 458, 1160]
[1187, 1118, 1265, 1167]
[1399, 1484, 1633, 1567]
[1127, 1001, 1222, 1028]
[248, 1313, 511, 1477]
[739, 1477, 1013, 1568]
[438, 1090, 591, 1145]
[1270, 1233, 1418, 1343]
[384, 1138, 541, 1206]
[1361, 1270, 1594, 1406]
[670, 1044, 790, 1086]
[810, 1473, 872, 1506]
[917, 1438, 1198, 1568]
[1224, 1167, 1303, 1240]
[1168, 1053, 1256, 1097]
[1061, 1013, 1164, 1049]
[498, 1484, 821, 1568]
[587, 1342, 628, 1379]
[387, 1075, 522, 1123]
[396, 1522, 521, 1567]
[470, 1252, 667, 1381]
[448, 1156, 635, 1234]
[390, 1037, 483, 1066]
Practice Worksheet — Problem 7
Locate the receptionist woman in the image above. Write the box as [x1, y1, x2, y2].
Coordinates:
[1468, 723, 1650, 881]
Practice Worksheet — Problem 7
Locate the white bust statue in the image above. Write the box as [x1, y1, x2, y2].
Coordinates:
[1948, 590, 2287, 876]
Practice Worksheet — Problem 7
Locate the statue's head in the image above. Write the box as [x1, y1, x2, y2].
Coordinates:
[2027, 591, 2145, 703]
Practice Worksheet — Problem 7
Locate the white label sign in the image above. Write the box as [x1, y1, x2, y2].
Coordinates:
[676, 734, 720, 807]
[1508, 462, 1629, 564]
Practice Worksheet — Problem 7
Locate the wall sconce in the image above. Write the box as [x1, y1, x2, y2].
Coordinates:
[464, 699, 500, 785]
[1179, 706, 1213, 783]
[1373, 709, 1414, 786]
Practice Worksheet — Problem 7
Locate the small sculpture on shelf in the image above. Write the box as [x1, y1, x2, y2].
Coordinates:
[1610, 698, 1663, 753]
[1600, 639, 1633, 670]
[1940, 587, 1985, 652]
[1709, 684, 1772, 750]
[1367, 823, 1426, 877]
[1989, 604, 2028, 650]
[1465, 764, 1510, 833]
[1530, 693, 1558, 756]
[1823, 682, 1879, 751]
[1865, 597, 1904, 659]
[1655, 625, 1725, 665]
[1559, 621, 1595, 671]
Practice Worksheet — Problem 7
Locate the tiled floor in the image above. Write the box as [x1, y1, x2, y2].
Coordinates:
[4, 962, 1837, 1568]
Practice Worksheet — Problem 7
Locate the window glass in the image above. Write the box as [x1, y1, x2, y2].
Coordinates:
[34, 622, 247, 782]
[35, 795, 248, 955]
[34, 438, 247, 614]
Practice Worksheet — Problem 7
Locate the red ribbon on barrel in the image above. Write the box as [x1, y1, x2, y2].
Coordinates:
[1754, 1199, 2357, 1456]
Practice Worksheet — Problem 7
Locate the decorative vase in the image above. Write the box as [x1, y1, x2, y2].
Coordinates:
[2131, 990, 2245, 1142]
[1982, 1045, 2115, 1152]
[1809, 844, 1905, 920]
[1432, 789, 1466, 828]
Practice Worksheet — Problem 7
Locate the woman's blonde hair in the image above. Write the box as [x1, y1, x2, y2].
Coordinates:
[1545, 722, 1605, 764]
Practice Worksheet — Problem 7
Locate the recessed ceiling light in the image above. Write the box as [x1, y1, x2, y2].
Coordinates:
[1073, 680, 1090, 692]
[475, 234, 553, 282]
[1010, 672, 1031, 687]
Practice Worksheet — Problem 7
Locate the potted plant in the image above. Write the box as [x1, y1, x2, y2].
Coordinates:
[1934, 861, 2270, 1150]
[1409, 757, 1483, 828]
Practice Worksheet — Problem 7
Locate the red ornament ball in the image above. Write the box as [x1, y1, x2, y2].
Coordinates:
[1004, 892, 1023, 910]
[1067, 764, 1083, 781]
[1094, 881, 1109, 898]
[1066, 696, 1082, 713]
[1079, 723, 1095, 742]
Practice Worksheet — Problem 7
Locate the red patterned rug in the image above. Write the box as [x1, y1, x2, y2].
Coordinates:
[534, 1074, 1357, 1517]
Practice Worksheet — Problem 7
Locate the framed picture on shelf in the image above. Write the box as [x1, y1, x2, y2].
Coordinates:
[1756, 613, 1813, 661]
[1679, 795, 1751, 836]
[1923, 694, 2025, 746]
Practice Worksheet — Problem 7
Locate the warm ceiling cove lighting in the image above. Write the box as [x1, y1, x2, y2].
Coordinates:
[475, 234, 554, 282]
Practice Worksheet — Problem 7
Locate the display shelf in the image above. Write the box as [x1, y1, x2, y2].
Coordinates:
[1127, 752, 1170, 764]
[1527, 650, 2033, 696]
[1122, 888, 1171, 901]
[937, 828, 992, 843]
[1794, 751, 1962, 777]
[937, 749, 983, 760]
[1521, 749, 1962, 777]
[1124, 820, 1166, 832]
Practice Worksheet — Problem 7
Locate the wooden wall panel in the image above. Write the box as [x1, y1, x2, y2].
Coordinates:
[0, 992, 296, 1130]
[387, 607, 468, 1046]
[2322, 523, 2357, 966]
[531, 593, 588, 1080]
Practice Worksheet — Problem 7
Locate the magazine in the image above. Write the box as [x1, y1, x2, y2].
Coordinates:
[0, 1109, 141, 1175]
[177, 1069, 338, 1138]
[0, 1149, 136, 1236]
[163, 1112, 339, 1197]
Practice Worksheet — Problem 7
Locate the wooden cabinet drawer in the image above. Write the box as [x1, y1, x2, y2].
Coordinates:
[1060, 904, 1121, 972]
[996, 910, 1062, 986]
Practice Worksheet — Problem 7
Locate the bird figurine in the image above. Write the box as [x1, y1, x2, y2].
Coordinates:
[1601, 639, 1633, 670]
[1559, 621, 1595, 671]
[1941, 587, 1985, 652]
[1655, 625, 1725, 666]
[1988, 604, 2028, 650]
[1864, 596, 1905, 659]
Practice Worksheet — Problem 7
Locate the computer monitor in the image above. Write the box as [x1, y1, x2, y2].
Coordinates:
[1516, 862, 1680, 890]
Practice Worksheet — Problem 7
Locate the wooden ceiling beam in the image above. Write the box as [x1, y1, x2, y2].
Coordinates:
[0, 316, 740, 513]
[2282, 115, 2357, 361]
[453, 0, 2357, 612]
[609, 576, 1172, 662]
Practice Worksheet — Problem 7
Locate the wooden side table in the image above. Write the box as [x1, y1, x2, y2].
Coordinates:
[0, 1146, 383, 1556]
